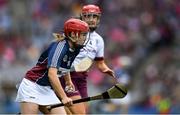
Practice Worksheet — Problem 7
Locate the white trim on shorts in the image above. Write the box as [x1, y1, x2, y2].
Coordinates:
[16, 78, 61, 105]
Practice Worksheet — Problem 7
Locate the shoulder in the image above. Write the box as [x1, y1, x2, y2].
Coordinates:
[52, 39, 66, 46]
[48, 40, 67, 51]
[92, 31, 103, 39]
[90, 31, 104, 43]
[59, 39, 67, 45]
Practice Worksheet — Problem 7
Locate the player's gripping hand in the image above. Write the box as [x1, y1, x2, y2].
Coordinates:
[61, 96, 73, 107]
[65, 81, 75, 93]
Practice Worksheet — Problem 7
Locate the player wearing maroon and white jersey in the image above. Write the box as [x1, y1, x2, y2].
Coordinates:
[61, 5, 116, 114]
[16, 18, 89, 114]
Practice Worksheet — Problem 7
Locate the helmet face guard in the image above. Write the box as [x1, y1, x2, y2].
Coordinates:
[64, 18, 89, 48]
[81, 5, 101, 31]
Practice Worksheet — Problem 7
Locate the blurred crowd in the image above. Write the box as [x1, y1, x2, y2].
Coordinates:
[0, 0, 179, 114]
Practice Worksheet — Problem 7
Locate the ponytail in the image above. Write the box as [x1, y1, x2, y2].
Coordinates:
[52, 33, 65, 41]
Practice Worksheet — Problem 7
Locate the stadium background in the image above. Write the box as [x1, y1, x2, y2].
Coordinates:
[0, 0, 179, 114]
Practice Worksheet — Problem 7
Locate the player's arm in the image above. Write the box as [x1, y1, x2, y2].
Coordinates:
[63, 72, 72, 84]
[48, 67, 67, 99]
[95, 37, 115, 77]
[48, 68, 72, 106]
[63, 72, 75, 91]
[95, 59, 115, 78]
[48, 42, 72, 106]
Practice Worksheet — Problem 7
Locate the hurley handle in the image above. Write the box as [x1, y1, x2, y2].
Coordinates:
[47, 97, 91, 110]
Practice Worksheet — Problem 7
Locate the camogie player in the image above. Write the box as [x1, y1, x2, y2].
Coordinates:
[16, 18, 89, 114]
[60, 4, 116, 114]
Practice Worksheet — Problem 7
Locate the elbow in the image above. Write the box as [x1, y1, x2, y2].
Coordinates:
[48, 68, 57, 79]
[48, 71, 53, 78]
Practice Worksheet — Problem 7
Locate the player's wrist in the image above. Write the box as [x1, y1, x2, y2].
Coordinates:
[65, 80, 73, 85]
[59, 95, 67, 101]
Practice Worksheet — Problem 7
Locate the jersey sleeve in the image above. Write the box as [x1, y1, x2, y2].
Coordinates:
[95, 37, 104, 60]
[47, 41, 65, 68]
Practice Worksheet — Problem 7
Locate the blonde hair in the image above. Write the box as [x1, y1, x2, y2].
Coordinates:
[52, 33, 65, 41]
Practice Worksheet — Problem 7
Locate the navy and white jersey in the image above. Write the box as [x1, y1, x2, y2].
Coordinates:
[25, 39, 80, 86]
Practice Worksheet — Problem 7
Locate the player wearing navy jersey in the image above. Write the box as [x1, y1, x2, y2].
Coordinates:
[16, 18, 89, 114]
[61, 5, 116, 114]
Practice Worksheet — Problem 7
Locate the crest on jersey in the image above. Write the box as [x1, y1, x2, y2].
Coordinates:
[67, 57, 72, 67]
[63, 55, 68, 62]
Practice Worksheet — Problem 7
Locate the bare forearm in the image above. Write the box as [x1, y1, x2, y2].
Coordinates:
[48, 68, 67, 99]
[96, 60, 111, 72]
[63, 72, 72, 84]
[96, 60, 115, 78]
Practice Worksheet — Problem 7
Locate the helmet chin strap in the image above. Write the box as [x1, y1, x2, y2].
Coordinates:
[68, 35, 77, 43]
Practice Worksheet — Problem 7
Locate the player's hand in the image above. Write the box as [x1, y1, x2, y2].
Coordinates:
[65, 81, 75, 93]
[103, 69, 115, 77]
[103, 69, 118, 83]
[61, 96, 73, 107]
